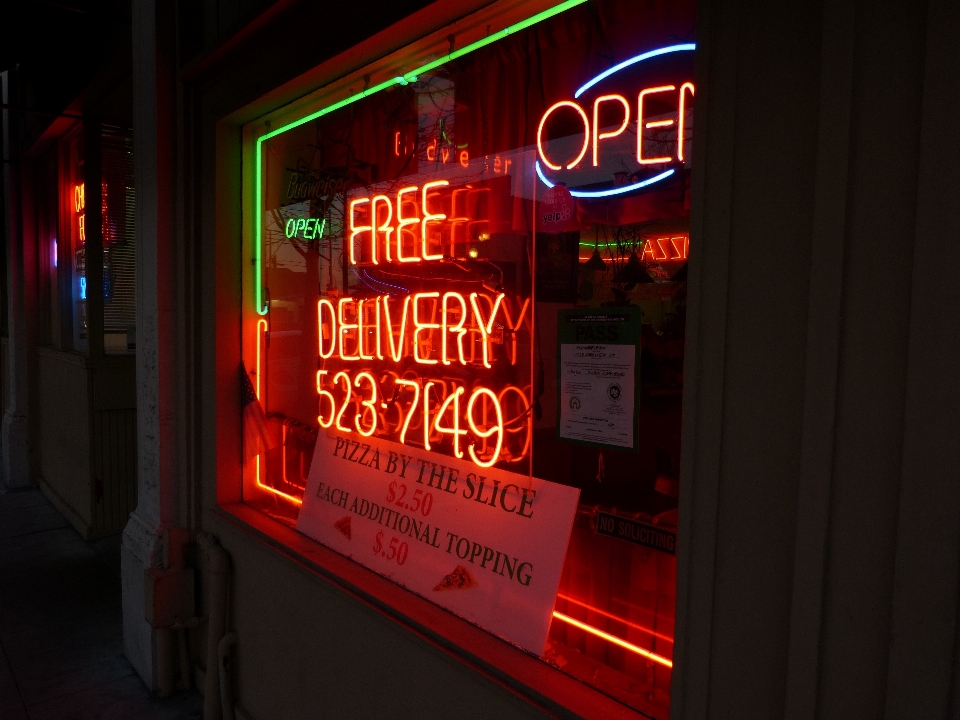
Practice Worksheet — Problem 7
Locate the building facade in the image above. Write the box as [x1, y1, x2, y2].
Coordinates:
[4, 0, 960, 718]
[0, 7, 138, 541]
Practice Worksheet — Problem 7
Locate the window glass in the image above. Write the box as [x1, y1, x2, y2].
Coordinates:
[101, 128, 136, 354]
[64, 127, 87, 351]
[60, 125, 136, 355]
[244, 1, 694, 715]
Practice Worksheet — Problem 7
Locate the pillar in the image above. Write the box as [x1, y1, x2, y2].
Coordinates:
[1, 68, 39, 491]
[121, 0, 179, 690]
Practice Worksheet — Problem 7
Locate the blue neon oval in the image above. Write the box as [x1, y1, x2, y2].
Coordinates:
[574, 43, 696, 99]
[535, 160, 675, 198]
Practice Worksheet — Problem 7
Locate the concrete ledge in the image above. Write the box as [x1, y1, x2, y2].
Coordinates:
[121, 508, 161, 691]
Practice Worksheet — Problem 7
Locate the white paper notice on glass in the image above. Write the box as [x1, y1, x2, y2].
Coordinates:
[296, 432, 580, 654]
[559, 343, 636, 449]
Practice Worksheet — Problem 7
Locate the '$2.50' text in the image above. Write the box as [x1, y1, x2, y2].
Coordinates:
[374, 531, 409, 565]
[386, 481, 434, 516]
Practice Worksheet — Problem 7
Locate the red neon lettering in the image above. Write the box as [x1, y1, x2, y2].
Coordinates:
[394, 378, 420, 445]
[421, 181, 448, 261]
[637, 85, 676, 165]
[348, 198, 371, 265]
[448, 189, 470, 258]
[413, 292, 440, 365]
[383, 295, 411, 362]
[313, 365, 516, 470]
[655, 238, 669, 261]
[354, 371, 378, 436]
[441, 292, 468, 366]
[374, 297, 383, 360]
[498, 385, 531, 462]
[678, 82, 695, 162]
[324, 291, 510, 366]
[641, 239, 656, 262]
[422, 380, 436, 450]
[467, 387, 503, 468]
[639, 236, 689, 263]
[371, 195, 393, 263]
[318, 299, 336, 359]
[469, 292, 505, 369]
[337, 298, 360, 360]
[537, 101, 590, 171]
[345, 181, 498, 265]
[333, 371, 353, 432]
[357, 299, 375, 361]
[669, 236, 685, 260]
[592, 95, 630, 167]
[395, 186, 421, 263]
[317, 370, 335, 428]
[500, 297, 530, 366]
[433, 386, 466, 458]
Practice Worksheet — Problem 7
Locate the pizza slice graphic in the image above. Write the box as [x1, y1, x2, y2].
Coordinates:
[433, 565, 478, 592]
[334, 515, 352, 540]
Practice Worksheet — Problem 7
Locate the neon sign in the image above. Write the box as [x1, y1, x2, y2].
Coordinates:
[73, 182, 87, 301]
[423, 136, 469, 168]
[250, 0, 686, 682]
[315, 287, 530, 470]
[74, 182, 85, 241]
[347, 181, 492, 264]
[284, 216, 326, 240]
[254, 0, 592, 315]
[640, 235, 689, 263]
[535, 44, 695, 197]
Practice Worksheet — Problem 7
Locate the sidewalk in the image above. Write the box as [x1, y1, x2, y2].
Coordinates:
[0, 488, 202, 720]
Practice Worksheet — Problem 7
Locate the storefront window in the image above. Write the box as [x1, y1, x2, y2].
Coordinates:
[59, 124, 136, 354]
[242, 1, 693, 715]
[100, 128, 136, 354]
[63, 126, 87, 350]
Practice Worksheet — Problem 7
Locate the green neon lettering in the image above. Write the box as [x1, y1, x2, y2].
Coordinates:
[285, 218, 296, 238]
[305, 218, 317, 239]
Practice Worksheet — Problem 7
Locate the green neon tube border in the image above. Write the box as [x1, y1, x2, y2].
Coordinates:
[253, 0, 589, 314]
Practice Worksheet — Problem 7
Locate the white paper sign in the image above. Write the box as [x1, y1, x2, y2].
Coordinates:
[296, 432, 580, 654]
[559, 343, 636, 448]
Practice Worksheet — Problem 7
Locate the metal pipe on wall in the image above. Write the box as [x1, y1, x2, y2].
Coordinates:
[219, 632, 238, 720]
[198, 533, 231, 720]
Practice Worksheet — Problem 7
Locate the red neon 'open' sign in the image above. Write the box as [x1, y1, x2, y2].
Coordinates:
[537, 82, 694, 171]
